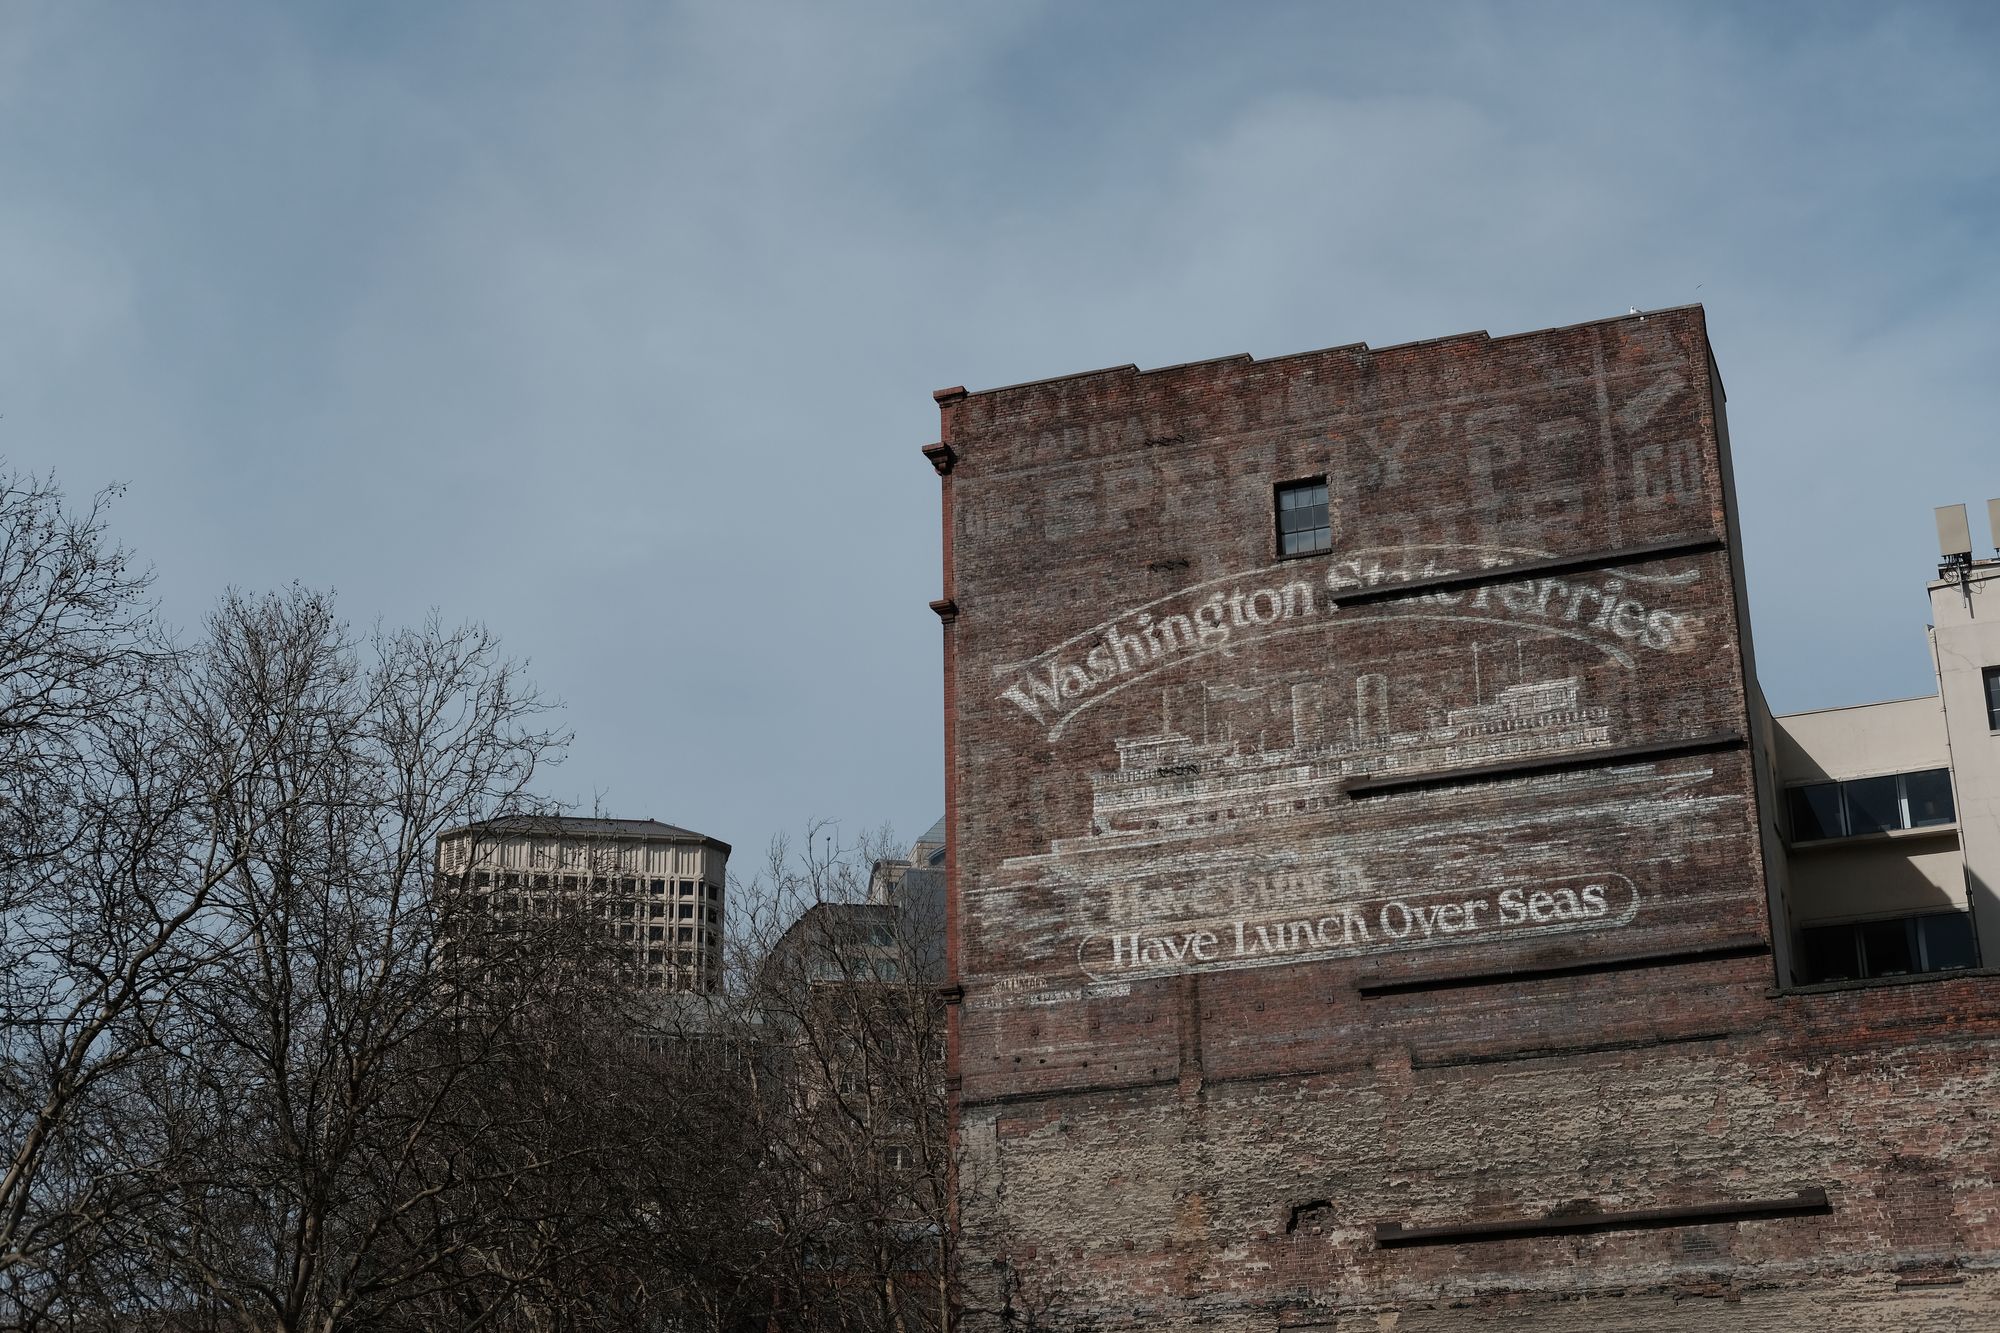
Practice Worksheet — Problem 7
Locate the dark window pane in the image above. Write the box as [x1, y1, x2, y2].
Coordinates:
[1787, 784, 1843, 840]
[1279, 514, 1331, 554]
[1278, 513, 1329, 539]
[1843, 775, 1900, 835]
[1985, 666, 2000, 729]
[1857, 919, 1916, 977]
[1276, 481, 1331, 555]
[1902, 769, 1955, 827]
[1799, 924, 1860, 983]
[1918, 913, 1978, 971]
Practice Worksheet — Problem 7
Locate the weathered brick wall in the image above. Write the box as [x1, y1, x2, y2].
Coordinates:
[955, 976, 2000, 1330]
[929, 308, 2000, 1329]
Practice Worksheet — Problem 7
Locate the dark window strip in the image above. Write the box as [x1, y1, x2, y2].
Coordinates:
[1357, 939, 1768, 998]
[1374, 1188, 1829, 1248]
[1329, 535, 1725, 608]
[1773, 965, 2000, 998]
[1411, 1028, 1734, 1071]
[1345, 731, 1744, 798]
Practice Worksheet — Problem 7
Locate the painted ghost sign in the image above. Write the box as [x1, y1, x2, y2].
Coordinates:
[1077, 872, 1639, 984]
[995, 544, 1708, 740]
[939, 310, 1768, 1028]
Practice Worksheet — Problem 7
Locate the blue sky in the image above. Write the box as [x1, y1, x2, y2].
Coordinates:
[4, 1, 1997, 861]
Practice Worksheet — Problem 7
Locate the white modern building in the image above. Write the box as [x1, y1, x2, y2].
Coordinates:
[1766, 501, 2000, 984]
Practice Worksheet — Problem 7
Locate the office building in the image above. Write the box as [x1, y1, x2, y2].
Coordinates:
[436, 815, 729, 993]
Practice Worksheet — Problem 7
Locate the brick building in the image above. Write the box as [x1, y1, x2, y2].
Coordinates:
[923, 307, 1999, 1329]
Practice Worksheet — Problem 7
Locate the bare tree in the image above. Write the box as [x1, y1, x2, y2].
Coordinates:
[475, 823, 962, 1333]
[0, 469, 960, 1333]
[0, 469, 218, 1325]
[0, 469, 581, 1330]
[736, 825, 956, 1333]
[121, 589, 573, 1332]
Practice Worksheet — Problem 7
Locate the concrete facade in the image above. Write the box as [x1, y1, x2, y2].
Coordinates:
[1766, 551, 2000, 981]
[436, 815, 729, 993]
[1774, 696, 1965, 925]
[1932, 559, 2000, 951]
[925, 309, 2000, 1329]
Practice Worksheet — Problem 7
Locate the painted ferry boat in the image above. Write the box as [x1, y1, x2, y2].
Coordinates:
[1058, 676, 1613, 852]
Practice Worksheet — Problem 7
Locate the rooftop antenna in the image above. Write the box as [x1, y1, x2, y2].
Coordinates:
[1989, 497, 2000, 555]
[1936, 503, 1973, 615]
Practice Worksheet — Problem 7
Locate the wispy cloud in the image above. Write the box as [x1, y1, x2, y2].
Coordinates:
[3, 0, 1995, 854]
